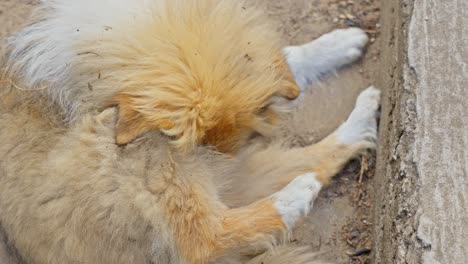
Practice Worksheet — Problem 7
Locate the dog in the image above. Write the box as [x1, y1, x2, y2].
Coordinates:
[0, 0, 380, 263]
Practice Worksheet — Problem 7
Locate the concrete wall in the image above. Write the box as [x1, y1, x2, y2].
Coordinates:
[373, 0, 468, 263]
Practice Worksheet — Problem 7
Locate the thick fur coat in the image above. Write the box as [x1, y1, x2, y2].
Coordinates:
[0, 0, 380, 263]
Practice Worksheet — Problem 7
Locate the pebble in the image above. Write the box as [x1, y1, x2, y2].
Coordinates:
[350, 231, 360, 239]
[347, 247, 371, 257]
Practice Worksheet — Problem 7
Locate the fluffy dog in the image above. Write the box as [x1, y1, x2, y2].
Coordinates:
[0, 0, 380, 263]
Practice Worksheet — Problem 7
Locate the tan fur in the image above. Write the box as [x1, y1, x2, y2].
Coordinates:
[0, 1, 371, 263]
[0, 92, 261, 263]
[110, 32, 296, 151]
[0, 86, 364, 264]
[221, 133, 366, 208]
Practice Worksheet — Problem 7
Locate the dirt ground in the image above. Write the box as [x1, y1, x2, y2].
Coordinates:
[246, 2, 382, 263]
[0, 0, 381, 263]
[256, 2, 381, 263]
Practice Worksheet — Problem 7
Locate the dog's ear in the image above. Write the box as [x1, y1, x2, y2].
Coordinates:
[114, 91, 243, 152]
[114, 94, 175, 145]
[113, 92, 214, 152]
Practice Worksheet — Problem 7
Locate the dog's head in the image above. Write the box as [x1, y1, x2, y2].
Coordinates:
[3, 0, 301, 153]
[114, 53, 299, 153]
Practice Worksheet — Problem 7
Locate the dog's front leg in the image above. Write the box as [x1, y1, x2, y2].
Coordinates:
[169, 88, 379, 263]
[284, 27, 369, 90]
[222, 86, 380, 206]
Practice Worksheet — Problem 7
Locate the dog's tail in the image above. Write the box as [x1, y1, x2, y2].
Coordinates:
[245, 245, 329, 264]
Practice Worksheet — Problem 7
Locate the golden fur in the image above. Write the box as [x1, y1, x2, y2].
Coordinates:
[0, 89, 351, 263]
[3, 0, 299, 153]
[0, 0, 378, 263]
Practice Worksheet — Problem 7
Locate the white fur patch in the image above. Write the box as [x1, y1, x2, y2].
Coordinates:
[4, 0, 164, 121]
[283, 27, 369, 89]
[336, 86, 381, 146]
[272, 173, 322, 230]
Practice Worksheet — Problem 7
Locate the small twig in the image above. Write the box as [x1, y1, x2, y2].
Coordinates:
[358, 155, 369, 184]
[360, 256, 365, 264]
[346, 238, 355, 247]
[357, 235, 371, 248]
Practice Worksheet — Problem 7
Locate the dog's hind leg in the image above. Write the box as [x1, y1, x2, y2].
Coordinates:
[222, 86, 380, 206]
[283, 27, 368, 90]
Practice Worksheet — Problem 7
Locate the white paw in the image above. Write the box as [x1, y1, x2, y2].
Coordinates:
[354, 86, 381, 114]
[315, 27, 369, 66]
[272, 173, 322, 230]
[284, 28, 368, 90]
[337, 86, 381, 147]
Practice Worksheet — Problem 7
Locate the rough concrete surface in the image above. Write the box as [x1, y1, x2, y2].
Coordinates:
[374, 0, 468, 263]
[0, 1, 383, 263]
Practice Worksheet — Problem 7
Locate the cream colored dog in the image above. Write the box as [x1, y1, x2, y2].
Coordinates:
[0, 0, 379, 263]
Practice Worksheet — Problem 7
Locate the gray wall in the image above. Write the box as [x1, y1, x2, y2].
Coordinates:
[374, 0, 468, 263]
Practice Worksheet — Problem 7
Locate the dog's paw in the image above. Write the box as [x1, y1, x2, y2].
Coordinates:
[354, 86, 381, 114]
[315, 27, 369, 67]
[336, 86, 381, 147]
[272, 173, 322, 230]
[284, 27, 368, 89]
